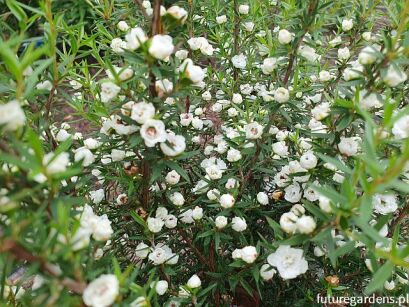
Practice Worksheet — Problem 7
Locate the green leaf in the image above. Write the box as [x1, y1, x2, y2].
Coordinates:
[315, 153, 352, 174]
[312, 185, 347, 205]
[0, 39, 22, 79]
[279, 234, 309, 246]
[265, 216, 283, 239]
[6, 0, 28, 23]
[303, 200, 330, 221]
[365, 261, 394, 294]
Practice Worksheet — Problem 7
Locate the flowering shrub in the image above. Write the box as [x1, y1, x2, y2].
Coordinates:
[1, 0, 409, 305]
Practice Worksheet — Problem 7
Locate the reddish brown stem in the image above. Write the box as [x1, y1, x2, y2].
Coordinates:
[1, 239, 86, 294]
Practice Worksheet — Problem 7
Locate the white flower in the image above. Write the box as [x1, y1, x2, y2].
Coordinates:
[313, 246, 326, 257]
[187, 274, 201, 288]
[110, 65, 134, 81]
[202, 91, 212, 100]
[290, 204, 305, 217]
[318, 195, 332, 213]
[116, 193, 128, 205]
[156, 207, 168, 219]
[245, 122, 263, 139]
[278, 29, 293, 44]
[160, 133, 186, 156]
[125, 27, 147, 50]
[284, 183, 302, 203]
[261, 57, 277, 74]
[44, 152, 70, 175]
[227, 148, 242, 162]
[232, 53, 247, 69]
[319, 70, 332, 82]
[192, 179, 209, 194]
[149, 245, 177, 265]
[358, 46, 377, 65]
[75, 148, 95, 167]
[384, 280, 395, 291]
[170, 192, 185, 206]
[232, 216, 247, 232]
[165, 214, 178, 228]
[192, 206, 203, 220]
[92, 215, 113, 241]
[135, 242, 150, 259]
[142, 0, 151, 8]
[225, 178, 238, 189]
[36, 80, 53, 91]
[240, 83, 253, 95]
[175, 49, 188, 60]
[216, 15, 227, 24]
[180, 113, 193, 126]
[279, 212, 298, 234]
[337, 47, 350, 60]
[130, 297, 149, 307]
[131, 102, 155, 124]
[260, 264, 276, 281]
[362, 31, 372, 41]
[244, 22, 254, 32]
[207, 189, 219, 200]
[392, 115, 409, 139]
[241, 246, 258, 263]
[165, 170, 180, 185]
[187, 37, 214, 55]
[239, 4, 249, 14]
[383, 65, 407, 87]
[232, 93, 243, 104]
[117, 21, 129, 31]
[84, 138, 101, 150]
[192, 117, 204, 130]
[257, 192, 269, 205]
[140, 119, 167, 147]
[228, 108, 238, 117]
[311, 102, 330, 120]
[338, 137, 360, 156]
[296, 215, 316, 234]
[147, 217, 164, 233]
[300, 151, 317, 169]
[232, 249, 243, 260]
[206, 164, 223, 180]
[180, 209, 194, 224]
[360, 91, 383, 110]
[373, 194, 398, 215]
[272, 141, 289, 157]
[111, 149, 126, 162]
[149, 35, 174, 60]
[166, 6, 188, 22]
[180, 59, 205, 84]
[267, 245, 308, 279]
[110, 38, 126, 53]
[83, 275, 119, 307]
[274, 87, 289, 103]
[151, 280, 168, 296]
[341, 19, 353, 32]
[100, 82, 121, 103]
[155, 78, 173, 97]
[299, 45, 319, 62]
[0, 100, 25, 131]
[215, 216, 228, 229]
[89, 189, 104, 204]
[220, 194, 235, 208]
[71, 227, 91, 251]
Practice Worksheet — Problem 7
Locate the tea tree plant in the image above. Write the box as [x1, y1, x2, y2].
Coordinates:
[0, 0, 409, 306]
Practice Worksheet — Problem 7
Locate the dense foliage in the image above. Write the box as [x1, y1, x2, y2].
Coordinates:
[1, 0, 409, 306]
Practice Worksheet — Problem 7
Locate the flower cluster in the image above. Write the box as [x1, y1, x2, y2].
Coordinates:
[1, 0, 409, 306]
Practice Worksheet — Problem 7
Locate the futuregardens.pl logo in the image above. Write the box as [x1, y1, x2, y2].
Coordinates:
[316, 294, 409, 306]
